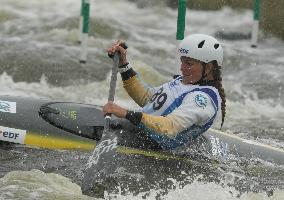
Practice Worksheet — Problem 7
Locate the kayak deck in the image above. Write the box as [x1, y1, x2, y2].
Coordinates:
[1, 96, 284, 166]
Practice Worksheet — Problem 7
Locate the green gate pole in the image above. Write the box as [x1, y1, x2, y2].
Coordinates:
[176, 0, 187, 41]
[251, 0, 260, 48]
[175, 0, 187, 74]
[78, 0, 84, 44]
[79, 0, 90, 64]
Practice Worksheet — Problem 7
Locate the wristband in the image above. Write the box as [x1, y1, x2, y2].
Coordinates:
[121, 67, 137, 81]
[125, 110, 143, 125]
[118, 62, 132, 73]
[118, 62, 129, 68]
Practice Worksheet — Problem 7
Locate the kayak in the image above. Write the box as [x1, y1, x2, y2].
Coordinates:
[1, 95, 284, 165]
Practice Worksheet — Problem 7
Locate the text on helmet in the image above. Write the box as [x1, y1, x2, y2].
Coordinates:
[179, 48, 189, 54]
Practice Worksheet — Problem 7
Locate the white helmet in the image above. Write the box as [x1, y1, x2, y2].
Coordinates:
[179, 34, 223, 66]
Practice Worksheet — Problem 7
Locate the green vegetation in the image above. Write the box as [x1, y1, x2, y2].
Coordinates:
[0, 10, 17, 23]
[261, 1, 284, 40]
[193, 0, 283, 40]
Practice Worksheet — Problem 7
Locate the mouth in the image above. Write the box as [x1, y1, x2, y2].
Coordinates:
[180, 68, 191, 76]
[181, 72, 192, 77]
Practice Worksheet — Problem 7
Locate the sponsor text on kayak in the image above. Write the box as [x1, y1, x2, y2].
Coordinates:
[0, 126, 26, 144]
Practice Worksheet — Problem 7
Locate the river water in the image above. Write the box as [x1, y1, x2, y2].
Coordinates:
[0, 0, 284, 199]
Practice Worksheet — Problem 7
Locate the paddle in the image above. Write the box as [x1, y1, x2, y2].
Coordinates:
[82, 44, 127, 193]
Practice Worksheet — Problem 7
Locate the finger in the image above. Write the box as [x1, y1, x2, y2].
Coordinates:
[103, 108, 111, 115]
[117, 46, 127, 54]
[106, 47, 116, 55]
[109, 47, 120, 55]
[108, 41, 122, 53]
[110, 46, 126, 57]
[116, 40, 124, 46]
[112, 41, 121, 49]
[102, 103, 109, 111]
[102, 107, 106, 113]
[106, 47, 113, 53]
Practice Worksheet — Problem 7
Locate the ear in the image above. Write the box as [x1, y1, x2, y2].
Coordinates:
[205, 63, 214, 75]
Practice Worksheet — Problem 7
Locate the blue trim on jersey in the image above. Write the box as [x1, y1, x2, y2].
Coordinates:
[161, 92, 188, 116]
[144, 87, 219, 150]
[162, 87, 218, 116]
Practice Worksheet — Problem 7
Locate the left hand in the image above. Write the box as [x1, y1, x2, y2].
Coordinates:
[106, 40, 128, 66]
[102, 102, 127, 118]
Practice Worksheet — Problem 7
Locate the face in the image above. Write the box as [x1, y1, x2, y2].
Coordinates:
[180, 56, 204, 84]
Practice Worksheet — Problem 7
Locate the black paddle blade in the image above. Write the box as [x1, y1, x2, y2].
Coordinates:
[82, 129, 118, 193]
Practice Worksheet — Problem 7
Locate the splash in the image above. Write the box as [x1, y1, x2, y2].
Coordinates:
[0, 170, 93, 200]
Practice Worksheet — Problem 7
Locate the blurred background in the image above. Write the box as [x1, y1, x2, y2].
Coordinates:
[132, 0, 284, 40]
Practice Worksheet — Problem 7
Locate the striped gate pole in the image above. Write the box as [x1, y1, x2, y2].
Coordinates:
[79, 0, 90, 64]
[78, 0, 84, 44]
[251, 0, 261, 48]
[176, 0, 187, 74]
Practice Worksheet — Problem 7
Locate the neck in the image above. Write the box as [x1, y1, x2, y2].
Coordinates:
[194, 79, 215, 86]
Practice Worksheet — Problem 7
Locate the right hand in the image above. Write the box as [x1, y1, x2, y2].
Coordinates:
[106, 40, 128, 66]
[102, 101, 127, 118]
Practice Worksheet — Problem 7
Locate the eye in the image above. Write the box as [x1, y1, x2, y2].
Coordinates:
[186, 61, 193, 66]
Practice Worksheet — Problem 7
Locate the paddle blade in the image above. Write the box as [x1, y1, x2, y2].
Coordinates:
[82, 129, 118, 193]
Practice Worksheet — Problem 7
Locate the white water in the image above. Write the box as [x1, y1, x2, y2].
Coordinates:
[1, 170, 284, 200]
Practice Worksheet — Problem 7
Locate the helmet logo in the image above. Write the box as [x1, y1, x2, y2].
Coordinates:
[198, 40, 205, 48]
[179, 48, 189, 54]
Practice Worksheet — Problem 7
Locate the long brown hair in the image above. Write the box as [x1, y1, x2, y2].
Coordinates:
[212, 61, 226, 128]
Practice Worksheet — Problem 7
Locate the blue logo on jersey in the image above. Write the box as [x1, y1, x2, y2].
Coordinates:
[194, 94, 208, 109]
[169, 80, 179, 88]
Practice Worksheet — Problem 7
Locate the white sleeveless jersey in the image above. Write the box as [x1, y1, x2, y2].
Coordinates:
[142, 76, 220, 121]
[139, 76, 221, 149]
[122, 72, 221, 150]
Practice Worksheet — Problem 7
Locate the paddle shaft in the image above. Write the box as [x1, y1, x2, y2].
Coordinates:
[82, 52, 120, 194]
[104, 52, 119, 131]
[104, 42, 128, 130]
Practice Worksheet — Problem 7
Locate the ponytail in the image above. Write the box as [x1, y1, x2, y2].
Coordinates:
[212, 61, 226, 128]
